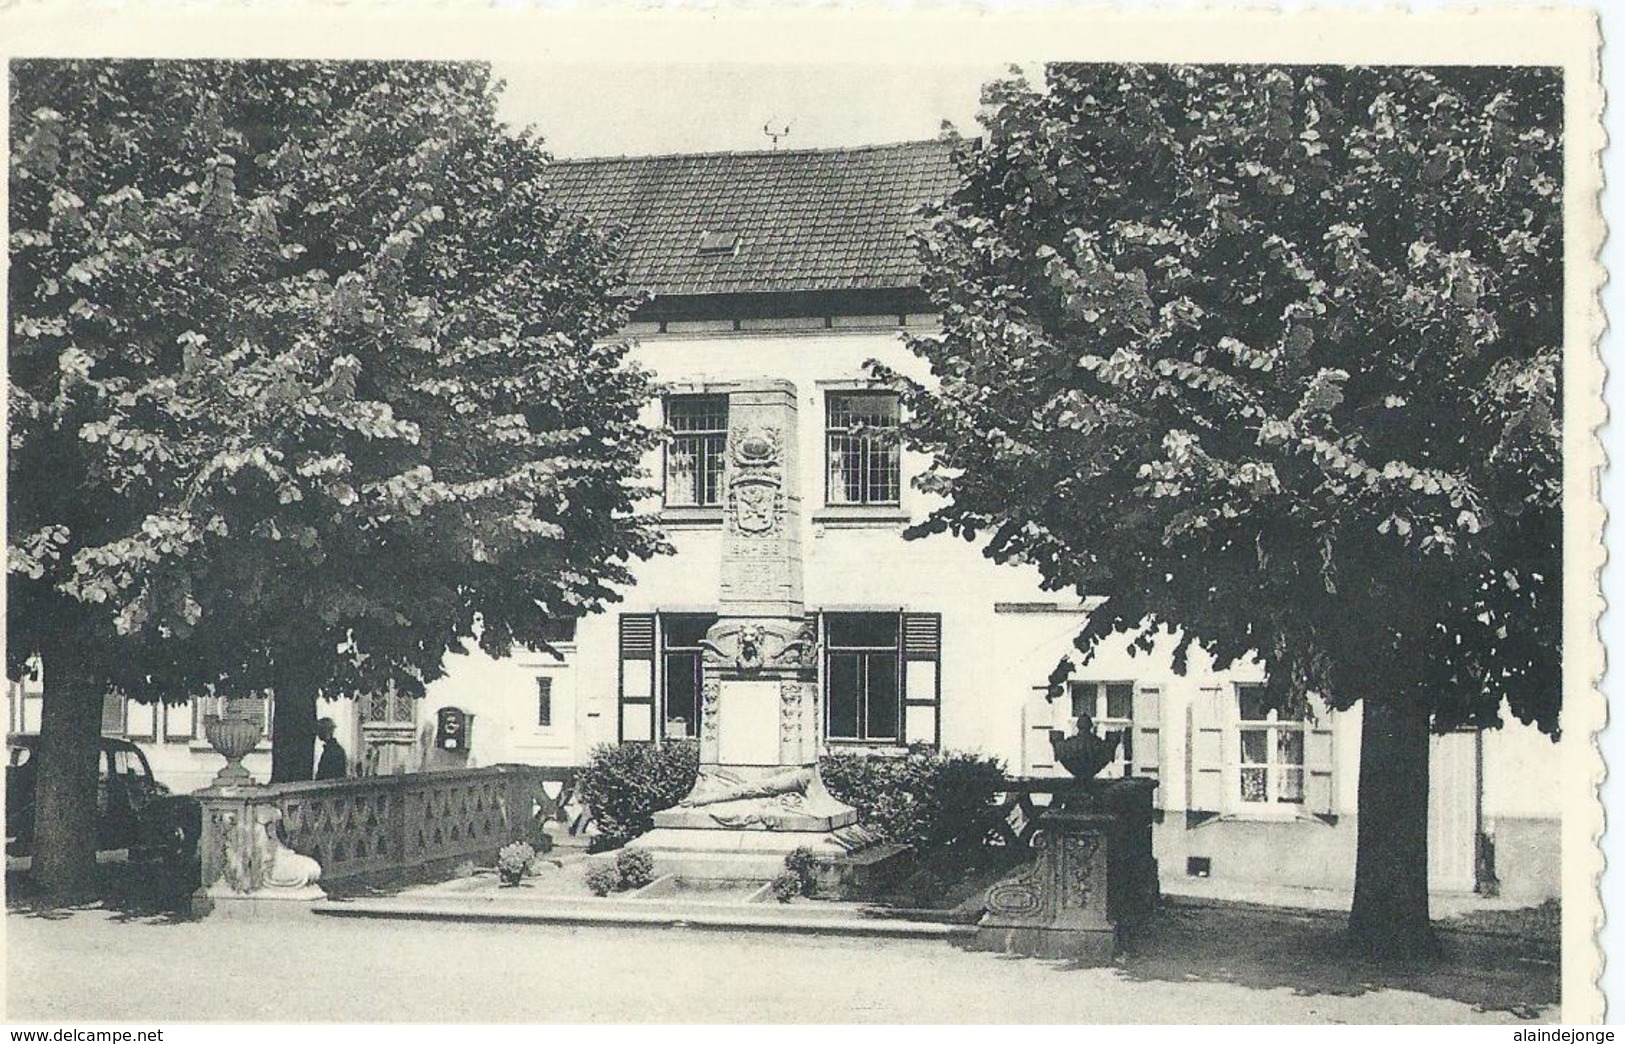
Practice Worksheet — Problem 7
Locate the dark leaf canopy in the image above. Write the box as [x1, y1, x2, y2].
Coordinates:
[9, 59, 668, 701]
[885, 64, 1562, 734]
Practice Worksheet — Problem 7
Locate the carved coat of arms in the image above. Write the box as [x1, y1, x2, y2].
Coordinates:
[726, 426, 784, 537]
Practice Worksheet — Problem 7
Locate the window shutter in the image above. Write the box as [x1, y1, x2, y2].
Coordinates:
[901, 612, 941, 747]
[1022, 691, 1061, 775]
[1132, 684, 1164, 800]
[1187, 685, 1227, 812]
[100, 694, 124, 735]
[1304, 707, 1336, 816]
[618, 614, 656, 743]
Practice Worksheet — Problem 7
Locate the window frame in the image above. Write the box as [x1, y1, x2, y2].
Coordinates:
[664, 394, 730, 509]
[823, 611, 904, 745]
[122, 697, 158, 742]
[1066, 680, 1136, 779]
[536, 677, 554, 729]
[163, 699, 196, 743]
[1235, 684, 1307, 808]
[824, 390, 902, 508]
[658, 612, 716, 741]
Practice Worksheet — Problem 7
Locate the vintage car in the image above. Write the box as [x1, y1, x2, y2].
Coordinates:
[5, 735, 200, 877]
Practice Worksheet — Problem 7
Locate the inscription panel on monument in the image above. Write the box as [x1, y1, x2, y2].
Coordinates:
[715, 680, 783, 765]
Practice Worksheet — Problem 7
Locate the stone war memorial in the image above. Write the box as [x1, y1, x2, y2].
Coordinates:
[629, 381, 888, 878]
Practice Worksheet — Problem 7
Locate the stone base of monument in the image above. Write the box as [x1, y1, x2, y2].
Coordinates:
[971, 779, 1160, 965]
[806, 841, 915, 900]
[628, 764, 889, 882]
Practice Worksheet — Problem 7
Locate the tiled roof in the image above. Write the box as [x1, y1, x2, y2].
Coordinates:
[545, 139, 958, 298]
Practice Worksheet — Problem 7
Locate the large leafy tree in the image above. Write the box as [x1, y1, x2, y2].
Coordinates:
[889, 64, 1561, 955]
[9, 60, 665, 894]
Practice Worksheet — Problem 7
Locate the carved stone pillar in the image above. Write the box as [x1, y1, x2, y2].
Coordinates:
[633, 380, 867, 877]
[974, 809, 1116, 961]
[973, 779, 1161, 962]
[192, 792, 325, 919]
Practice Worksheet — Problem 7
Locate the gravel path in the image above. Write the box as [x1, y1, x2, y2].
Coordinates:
[7, 905, 1551, 1024]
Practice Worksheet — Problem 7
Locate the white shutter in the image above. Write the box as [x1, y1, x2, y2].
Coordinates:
[1132, 684, 1163, 800]
[1304, 704, 1336, 816]
[1187, 685, 1227, 812]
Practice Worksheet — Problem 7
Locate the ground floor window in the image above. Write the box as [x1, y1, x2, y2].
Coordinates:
[660, 614, 714, 740]
[1237, 684, 1305, 804]
[1067, 680, 1135, 778]
[825, 612, 901, 742]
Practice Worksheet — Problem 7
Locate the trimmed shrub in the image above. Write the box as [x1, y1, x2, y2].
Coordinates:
[577, 740, 699, 851]
[584, 862, 619, 897]
[615, 848, 656, 890]
[769, 870, 801, 904]
[784, 845, 819, 897]
[819, 745, 1006, 851]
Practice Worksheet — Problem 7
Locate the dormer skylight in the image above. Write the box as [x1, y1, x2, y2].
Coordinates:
[696, 230, 739, 256]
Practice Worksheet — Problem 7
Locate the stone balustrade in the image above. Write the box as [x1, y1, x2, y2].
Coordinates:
[194, 765, 574, 910]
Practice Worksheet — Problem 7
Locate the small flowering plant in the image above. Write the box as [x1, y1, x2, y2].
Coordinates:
[497, 841, 536, 886]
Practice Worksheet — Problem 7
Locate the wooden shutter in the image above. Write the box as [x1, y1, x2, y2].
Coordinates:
[1132, 684, 1164, 803]
[1304, 702, 1336, 816]
[901, 612, 941, 747]
[618, 614, 656, 743]
[1187, 685, 1228, 812]
[1022, 690, 1060, 775]
[100, 693, 124, 735]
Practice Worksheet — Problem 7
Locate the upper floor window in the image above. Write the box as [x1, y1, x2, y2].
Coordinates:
[665, 395, 729, 507]
[826, 392, 900, 506]
[1068, 680, 1135, 779]
[1237, 684, 1305, 805]
[536, 678, 554, 728]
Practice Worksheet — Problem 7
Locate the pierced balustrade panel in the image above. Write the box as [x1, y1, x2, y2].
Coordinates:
[201, 765, 575, 888]
[277, 783, 398, 880]
[402, 775, 511, 864]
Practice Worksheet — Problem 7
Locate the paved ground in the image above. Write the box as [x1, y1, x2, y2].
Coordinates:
[7, 900, 1555, 1024]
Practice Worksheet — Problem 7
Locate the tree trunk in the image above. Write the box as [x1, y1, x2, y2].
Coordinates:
[32, 651, 105, 899]
[1348, 692, 1438, 959]
[270, 686, 318, 783]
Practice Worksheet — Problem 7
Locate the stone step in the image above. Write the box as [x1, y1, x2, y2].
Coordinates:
[313, 894, 974, 939]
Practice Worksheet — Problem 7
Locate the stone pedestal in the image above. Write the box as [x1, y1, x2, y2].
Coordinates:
[973, 778, 1159, 962]
[192, 788, 326, 918]
[631, 380, 869, 879]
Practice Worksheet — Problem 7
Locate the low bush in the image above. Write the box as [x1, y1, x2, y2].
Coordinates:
[819, 745, 1006, 852]
[584, 862, 619, 897]
[577, 740, 699, 851]
[769, 870, 801, 904]
[615, 848, 656, 890]
[784, 846, 819, 897]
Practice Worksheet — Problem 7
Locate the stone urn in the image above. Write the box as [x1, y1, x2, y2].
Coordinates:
[203, 712, 263, 786]
[1048, 716, 1122, 781]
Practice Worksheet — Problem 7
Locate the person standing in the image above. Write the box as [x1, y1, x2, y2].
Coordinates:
[315, 718, 348, 780]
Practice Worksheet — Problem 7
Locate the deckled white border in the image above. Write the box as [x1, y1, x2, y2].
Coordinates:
[0, 2, 1607, 1025]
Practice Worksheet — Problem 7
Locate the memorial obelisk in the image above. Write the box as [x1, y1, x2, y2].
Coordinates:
[630, 380, 865, 878]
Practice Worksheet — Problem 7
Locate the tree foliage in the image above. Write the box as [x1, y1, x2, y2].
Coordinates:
[889, 64, 1562, 735]
[8, 59, 665, 712]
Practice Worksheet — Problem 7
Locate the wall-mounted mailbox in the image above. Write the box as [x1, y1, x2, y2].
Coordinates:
[436, 706, 472, 751]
